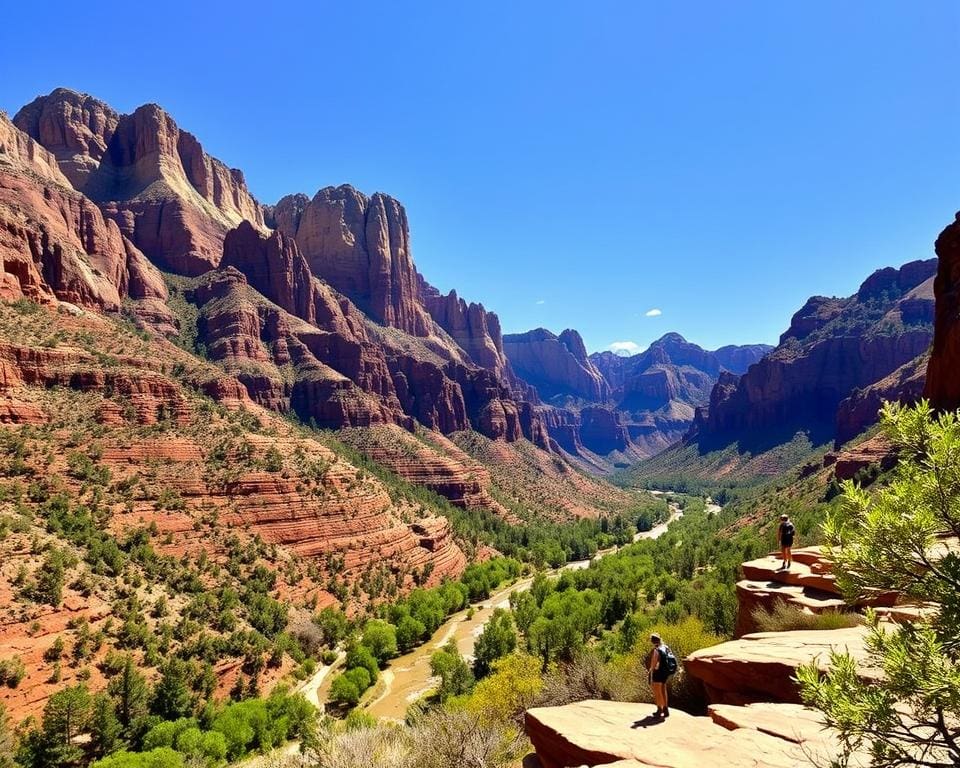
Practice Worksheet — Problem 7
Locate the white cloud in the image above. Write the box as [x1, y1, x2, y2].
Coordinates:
[645, 308, 662, 317]
[608, 341, 641, 356]
[535, 299, 546, 305]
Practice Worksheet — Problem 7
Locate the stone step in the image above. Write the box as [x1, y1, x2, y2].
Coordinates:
[734, 579, 850, 637]
[685, 626, 878, 706]
[741, 556, 838, 595]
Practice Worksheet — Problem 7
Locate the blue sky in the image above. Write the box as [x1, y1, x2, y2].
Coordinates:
[2, 2, 957, 353]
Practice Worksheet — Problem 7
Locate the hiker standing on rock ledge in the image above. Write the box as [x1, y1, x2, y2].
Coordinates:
[778, 513, 795, 570]
[648, 633, 677, 719]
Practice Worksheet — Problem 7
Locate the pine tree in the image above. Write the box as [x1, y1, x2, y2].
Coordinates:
[88, 693, 121, 759]
[798, 401, 960, 767]
[107, 654, 149, 738]
[151, 658, 194, 721]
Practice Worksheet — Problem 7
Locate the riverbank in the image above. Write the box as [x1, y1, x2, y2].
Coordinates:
[364, 500, 684, 720]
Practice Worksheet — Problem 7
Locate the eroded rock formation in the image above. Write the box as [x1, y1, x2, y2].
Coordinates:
[14, 88, 264, 276]
[0, 112, 170, 325]
[273, 185, 431, 335]
[925, 211, 960, 410]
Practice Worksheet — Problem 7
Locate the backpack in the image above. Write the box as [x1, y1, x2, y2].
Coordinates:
[782, 521, 795, 538]
[658, 644, 678, 675]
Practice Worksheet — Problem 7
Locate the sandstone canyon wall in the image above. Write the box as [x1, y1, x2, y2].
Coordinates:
[925, 211, 960, 410]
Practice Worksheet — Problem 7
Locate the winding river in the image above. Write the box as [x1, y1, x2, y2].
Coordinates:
[301, 500, 686, 721]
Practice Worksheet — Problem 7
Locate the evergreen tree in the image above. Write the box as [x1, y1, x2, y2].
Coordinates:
[151, 659, 194, 721]
[88, 693, 121, 759]
[0, 703, 14, 768]
[107, 655, 149, 738]
[799, 401, 960, 767]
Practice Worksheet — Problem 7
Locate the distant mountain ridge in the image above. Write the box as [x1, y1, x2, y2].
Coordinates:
[695, 258, 936, 448]
[502, 328, 771, 465]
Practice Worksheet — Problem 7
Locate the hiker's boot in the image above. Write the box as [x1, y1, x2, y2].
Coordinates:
[663, 708, 670, 718]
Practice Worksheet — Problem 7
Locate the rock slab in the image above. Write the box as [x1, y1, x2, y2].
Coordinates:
[525, 699, 853, 768]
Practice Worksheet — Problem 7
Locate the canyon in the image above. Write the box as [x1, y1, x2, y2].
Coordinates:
[503, 329, 771, 466]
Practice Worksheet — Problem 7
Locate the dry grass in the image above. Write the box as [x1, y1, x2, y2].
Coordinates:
[751, 602, 862, 633]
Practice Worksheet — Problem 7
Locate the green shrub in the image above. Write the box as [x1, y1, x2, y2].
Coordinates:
[0, 657, 26, 688]
[330, 674, 360, 707]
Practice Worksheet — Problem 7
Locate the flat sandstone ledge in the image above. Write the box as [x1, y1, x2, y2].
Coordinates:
[524, 699, 862, 768]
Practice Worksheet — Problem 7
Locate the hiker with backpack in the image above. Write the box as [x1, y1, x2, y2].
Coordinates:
[778, 514, 795, 570]
[648, 633, 677, 719]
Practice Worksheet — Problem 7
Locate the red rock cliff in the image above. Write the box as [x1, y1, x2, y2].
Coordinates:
[15, 88, 264, 276]
[925, 212, 960, 410]
[273, 185, 432, 336]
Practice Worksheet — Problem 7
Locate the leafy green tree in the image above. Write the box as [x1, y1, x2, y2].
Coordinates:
[90, 747, 184, 768]
[395, 613, 426, 652]
[344, 666, 372, 694]
[329, 675, 360, 707]
[430, 641, 474, 701]
[798, 401, 960, 767]
[361, 620, 397, 665]
[473, 609, 516, 678]
[313, 607, 349, 648]
[345, 645, 379, 683]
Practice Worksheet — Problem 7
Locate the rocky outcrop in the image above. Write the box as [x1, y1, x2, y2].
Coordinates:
[14, 88, 264, 276]
[504, 328, 609, 402]
[273, 185, 431, 336]
[525, 699, 850, 768]
[0, 113, 169, 319]
[925, 211, 960, 410]
[735, 551, 848, 637]
[700, 259, 936, 445]
[712, 343, 773, 373]
[836, 352, 928, 446]
[418, 275, 513, 382]
[823, 433, 897, 481]
[188, 267, 402, 428]
[578, 405, 630, 454]
[222, 221, 316, 322]
[685, 626, 876, 705]
[10, 88, 118, 191]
